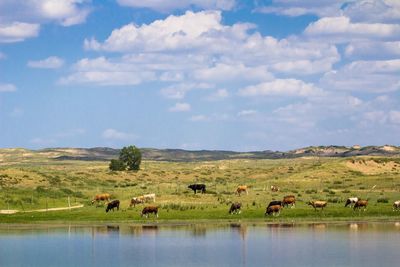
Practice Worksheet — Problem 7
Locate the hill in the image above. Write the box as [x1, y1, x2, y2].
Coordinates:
[0, 145, 399, 164]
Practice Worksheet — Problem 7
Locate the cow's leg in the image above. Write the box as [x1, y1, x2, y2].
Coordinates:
[156, 212, 158, 218]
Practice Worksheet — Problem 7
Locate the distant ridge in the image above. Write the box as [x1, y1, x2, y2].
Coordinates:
[1, 145, 399, 163]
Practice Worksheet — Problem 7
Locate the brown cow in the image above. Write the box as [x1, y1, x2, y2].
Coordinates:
[307, 201, 327, 211]
[129, 196, 145, 207]
[271, 185, 279, 192]
[141, 206, 159, 218]
[91, 193, 111, 205]
[236, 186, 248, 196]
[282, 195, 296, 208]
[393, 201, 400, 211]
[354, 200, 368, 211]
[265, 204, 282, 216]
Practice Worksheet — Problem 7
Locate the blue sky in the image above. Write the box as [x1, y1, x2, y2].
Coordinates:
[0, 0, 399, 151]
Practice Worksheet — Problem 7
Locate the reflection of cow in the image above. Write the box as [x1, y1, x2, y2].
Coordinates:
[141, 206, 159, 218]
[271, 185, 279, 192]
[282, 195, 296, 208]
[307, 201, 327, 211]
[188, 184, 206, 194]
[92, 193, 111, 205]
[345, 197, 358, 207]
[265, 205, 282, 216]
[236, 186, 248, 196]
[393, 201, 400, 211]
[106, 200, 120, 212]
[354, 200, 368, 211]
[229, 203, 242, 214]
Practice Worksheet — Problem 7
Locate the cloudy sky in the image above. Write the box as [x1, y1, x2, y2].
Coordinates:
[0, 0, 399, 151]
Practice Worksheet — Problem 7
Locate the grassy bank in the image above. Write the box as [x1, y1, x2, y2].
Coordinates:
[1, 151, 400, 223]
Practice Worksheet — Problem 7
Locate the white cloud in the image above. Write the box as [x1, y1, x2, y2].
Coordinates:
[169, 102, 191, 112]
[27, 56, 64, 69]
[59, 57, 156, 86]
[304, 16, 400, 43]
[343, 0, 400, 23]
[190, 115, 208, 121]
[0, 83, 17, 92]
[345, 41, 400, 59]
[320, 59, 400, 93]
[0, 22, 40, 43]
[102, 128, 137, 141]
[389, 110, 400, 124]
[160, 83, 213, 99]
[117, 0, 235, 12]
[206, 89, 229, 101]
[238, 110, 257, 116]
[238, 79, 324, 97]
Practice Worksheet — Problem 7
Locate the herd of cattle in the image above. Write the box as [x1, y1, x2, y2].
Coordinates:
[91, 183, 400, 218]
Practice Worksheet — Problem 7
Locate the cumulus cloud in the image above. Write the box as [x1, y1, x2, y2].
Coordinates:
[27, 56, 64, 69]
[160, 83, 213, 99]
[345, 41, 400, 59]
[169, 102, 191, 112]
[238, 79, 324, 97]
[117, 0, 236, 12]
[206, 89, 229, 101]
[0, 0, 91, 42]
[102, 128, 137, 141]
[320, 59, 400, 93]
[0, 22, 39, 43]
[304, 16, 400, 43]
[0, 83, 17, 92]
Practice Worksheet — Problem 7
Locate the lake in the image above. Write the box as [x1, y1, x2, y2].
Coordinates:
[0, 222, 399, 267]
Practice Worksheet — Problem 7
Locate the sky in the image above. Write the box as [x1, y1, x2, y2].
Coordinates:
[0, 0, 399, 151]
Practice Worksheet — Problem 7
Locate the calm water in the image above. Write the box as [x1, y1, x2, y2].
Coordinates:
[0, 222, 400, 267]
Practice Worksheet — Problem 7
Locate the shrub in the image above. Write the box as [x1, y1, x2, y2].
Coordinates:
[377, 197, 389, 203]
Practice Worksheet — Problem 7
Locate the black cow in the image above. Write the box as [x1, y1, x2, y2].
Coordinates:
[229, 202, 242, 214]
[188, 184, 206, 194]
[106, 200, 120, 212]
[267, 200, 282, 208]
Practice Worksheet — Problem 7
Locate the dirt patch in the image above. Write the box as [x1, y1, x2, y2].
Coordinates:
[345, 159, 399, 175]
[0, 204, 84, 215]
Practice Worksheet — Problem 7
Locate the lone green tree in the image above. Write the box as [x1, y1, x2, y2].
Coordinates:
[109, 159, 126, 171]
[119, 145, 142, 171]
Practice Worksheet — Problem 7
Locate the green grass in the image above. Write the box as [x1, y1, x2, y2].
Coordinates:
[1, 153, 400, 224]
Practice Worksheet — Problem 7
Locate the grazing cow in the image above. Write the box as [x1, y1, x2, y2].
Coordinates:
[141, 206, 159, 218]
[267, 200, 282, 208]
[271, 185, 279, 192]
[282, 195, 296, 208]
[229, 203, 242, 214]
[265, 205, 282, 216]
[354, 200, 368, 211]
[188, 184, 206, 194]
[345, 197, 359, 208]
[129, 196, 145, 207]
[236, 186, 248, 196]
[307, 201, 327, 211]
[91, 193, 111, 205]
[143, 193, 156, 203]
[393, 201, 400, 211]
[105, 200, 120, 212]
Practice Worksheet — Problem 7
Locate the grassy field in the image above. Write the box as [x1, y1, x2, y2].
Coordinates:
[1, 152, 400, 223]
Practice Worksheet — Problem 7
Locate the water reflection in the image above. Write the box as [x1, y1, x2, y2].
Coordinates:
[0, 223, 400, 267]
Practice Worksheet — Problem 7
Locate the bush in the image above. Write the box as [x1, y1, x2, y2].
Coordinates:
[109, 159, 126, 171]
[377, 197, 389, 203]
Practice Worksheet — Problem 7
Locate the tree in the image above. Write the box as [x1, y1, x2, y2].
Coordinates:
[119, 145, 142, 171]
[109, 159, 126, 171]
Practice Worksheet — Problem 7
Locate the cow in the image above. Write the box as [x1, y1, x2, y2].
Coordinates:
[129, 196, 145, 207]
[354, 200, 368, 211]
[91, 193, 111, 205]
[236, 186, 248, 196]
[229, 203, 242, 214]
[265, 205, 282, 216]
[141, 206, 159, 218]
[282, 195, 296, 208]
[345, 197, 359, 208]
[105, 200, 120, 213]
[188, 184, 206, 194]
[393, 201, 400, 211]
[267, 200, 282, 208]
[307, 201, 327, 211]
[271, 185, 279, 192]
[143, 193, 156, 203]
